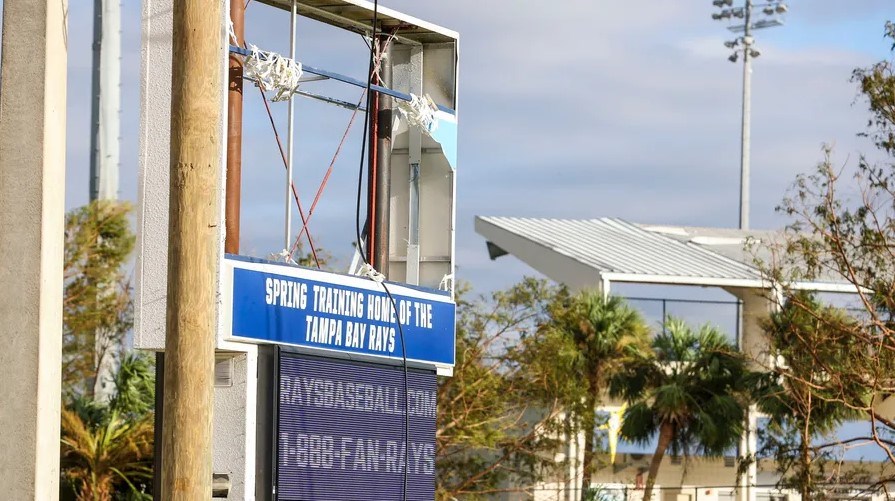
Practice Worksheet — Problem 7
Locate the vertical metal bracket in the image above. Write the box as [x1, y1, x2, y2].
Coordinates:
[405, 45, 424, 285]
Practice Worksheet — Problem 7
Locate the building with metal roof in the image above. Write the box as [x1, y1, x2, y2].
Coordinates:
[475, 215, 866, 501]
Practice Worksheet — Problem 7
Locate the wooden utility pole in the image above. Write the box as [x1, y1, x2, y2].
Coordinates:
[161, 0, 223, 498]
[0, 0, 67, 498]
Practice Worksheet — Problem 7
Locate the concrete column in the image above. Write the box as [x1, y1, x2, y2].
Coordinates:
[737, 289, 773, 365]
[729, 287, 776, 501]
[0, 0, 68, 498]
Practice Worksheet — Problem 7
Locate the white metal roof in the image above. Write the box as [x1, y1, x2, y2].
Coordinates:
[475, 216, 855, 293]
[258, 0, 459, 44]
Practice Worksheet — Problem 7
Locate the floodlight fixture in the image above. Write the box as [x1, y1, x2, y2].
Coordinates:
[750, 48, 761, 58]
[727, 18, 782, 32]
[776, 3, 788, 13]
[763, 6, 774, 15]
[728, 52, 739, 63]
[724, 40, 738, 48]
[755, 18, 783, 29]
[712, 0, 733, 6]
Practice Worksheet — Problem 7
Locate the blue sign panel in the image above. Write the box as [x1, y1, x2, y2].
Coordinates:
[276, 354, 436, 501]
[226, 257, 456, 368]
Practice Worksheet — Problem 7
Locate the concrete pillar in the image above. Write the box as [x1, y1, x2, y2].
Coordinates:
[0, 0, 68, 498]
[737, 288, 774, 365]
[729, 287, 776, 501]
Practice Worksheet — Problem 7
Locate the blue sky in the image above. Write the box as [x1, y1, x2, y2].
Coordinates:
[53, 0, 893, 295]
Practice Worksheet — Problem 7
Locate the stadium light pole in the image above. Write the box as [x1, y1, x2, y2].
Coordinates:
[712, 7, 788, 501]
[712, 0, 787, 230]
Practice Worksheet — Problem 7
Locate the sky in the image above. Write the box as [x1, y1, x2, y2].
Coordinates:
[53, 0, 893, 298]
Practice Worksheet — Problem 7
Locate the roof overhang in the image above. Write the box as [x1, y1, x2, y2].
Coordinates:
[475, 216, 858, 294]
[257, 0, 459, 45]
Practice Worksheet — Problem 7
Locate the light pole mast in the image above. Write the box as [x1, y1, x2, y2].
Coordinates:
[710, 5, 787, 501]
[739, 1, 752, 230]
[90, 0, 122, 404]
[90, 0, 121, 202]
[712, 0, 787, 230]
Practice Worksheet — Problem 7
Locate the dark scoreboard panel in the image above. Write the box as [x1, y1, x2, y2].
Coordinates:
[276, 354, 437, 501]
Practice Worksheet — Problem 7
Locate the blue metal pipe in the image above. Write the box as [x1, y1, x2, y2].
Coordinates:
[229, 45, 455, 115]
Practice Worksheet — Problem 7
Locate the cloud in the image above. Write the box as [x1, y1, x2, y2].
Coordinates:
[57, 0, 892, 292]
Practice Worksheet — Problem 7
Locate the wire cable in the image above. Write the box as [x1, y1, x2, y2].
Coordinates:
[235, 33, 322, 268]
[354, 3, 412, 499]
[288, 90, 367, 261]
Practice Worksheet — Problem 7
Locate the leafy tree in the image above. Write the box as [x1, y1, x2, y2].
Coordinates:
[61, 353, 156, 500]
[754, 293, 864, 500]
[436, 278, 574, 500]
[61, 201, 152, 499]
[63, 200, 135, 398]
[755, 21, 895, 476]
[541, 292, 650, 499]
[610, 318, 748, 501]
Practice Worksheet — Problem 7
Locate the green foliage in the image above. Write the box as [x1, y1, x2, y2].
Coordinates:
[436, 278, 573, 500]
[108, 353, 156, 422]
[63, 200, 135, 396]
[60, 201, 152, 500]
[610, 318, 748, 500]
[854, 21, 895, 156]
[61, 354, 155, 501]
[755, 294, 867, 499]
[537, 291, 650, 497]
[756, 22, 895, 483]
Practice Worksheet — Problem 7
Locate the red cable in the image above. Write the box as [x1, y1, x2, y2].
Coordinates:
[288, 91, 366, 260]
[256, 84, 322, 269]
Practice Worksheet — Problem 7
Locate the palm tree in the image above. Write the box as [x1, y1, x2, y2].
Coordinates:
[547, 291, 650, 499]
[610, 318, 748, 501]
[61, 353, 155, 500]
[60, 406, 153, 500]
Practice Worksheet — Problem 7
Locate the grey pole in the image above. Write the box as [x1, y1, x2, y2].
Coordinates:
[738, 0, 752, 230]
[90, 0, 122, 403]
[285, 0, 297, 251]
[90, 0, 121, 202]
[739, 9, 756, 500]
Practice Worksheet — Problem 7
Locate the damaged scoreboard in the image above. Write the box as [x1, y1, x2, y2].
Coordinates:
[229, 3, 460, 498]
[225, 257, 455, 500]
[138, 0, 459, 497]
[247, 2, 456, 495]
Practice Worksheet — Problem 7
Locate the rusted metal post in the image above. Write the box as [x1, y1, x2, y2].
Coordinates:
[226, 0, 245, 254]
[368, 35, 392, 275]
